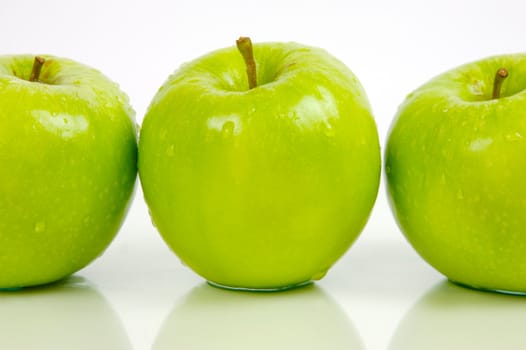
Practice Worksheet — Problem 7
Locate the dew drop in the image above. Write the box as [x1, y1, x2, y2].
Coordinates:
[34, 221, 46, 233]
[166, 144, 175, 157]
[147, 209, 158, 229]
[311, 269, 328, 281]
[221, 121, 235, 138]
[440, 173, 446, 184]
[324, 124, 335, 138]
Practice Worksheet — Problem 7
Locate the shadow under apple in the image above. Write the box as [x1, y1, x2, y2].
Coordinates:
[389, 281, 526, 350]
[153, 283, 364, 350]
[0, 276, 131, 350]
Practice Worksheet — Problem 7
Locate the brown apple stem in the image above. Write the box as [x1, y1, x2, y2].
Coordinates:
[29, 56, 46, 82]
[236, 37, 257, 89]
[492, 67, 508, 99]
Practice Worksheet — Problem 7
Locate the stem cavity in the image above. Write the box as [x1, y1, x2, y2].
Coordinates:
[492, 67, 508, 99]
[236, 37, 257, 89]
[29, 56, 46, 82]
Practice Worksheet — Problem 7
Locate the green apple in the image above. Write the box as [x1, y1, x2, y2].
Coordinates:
[139, 38, 380, 290]
[386, 53, 526, 294]
[0, 55, 137, 289]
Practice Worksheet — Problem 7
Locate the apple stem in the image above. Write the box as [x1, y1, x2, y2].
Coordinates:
[236, 37, 257, 89]
[492, 68, 508, 99]
[29, 56, 46, 82]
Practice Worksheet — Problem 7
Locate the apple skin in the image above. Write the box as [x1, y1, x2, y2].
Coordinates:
[385, 54, 526, 293]
[139, 42, 381, 290]
[0, 55, 137, 289]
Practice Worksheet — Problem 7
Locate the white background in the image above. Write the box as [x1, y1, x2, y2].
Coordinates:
[2, 1, 526, 349]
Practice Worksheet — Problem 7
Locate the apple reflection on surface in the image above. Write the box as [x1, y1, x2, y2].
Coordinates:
[389, 281, 526, 350]
[0, 276, 131, 350]
[154, 283, 364, 350]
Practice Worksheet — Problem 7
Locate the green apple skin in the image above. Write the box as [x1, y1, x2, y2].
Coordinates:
[139, 42, 381, 290]
[386, 54, 526, 293]
[0, 55, 137, 289]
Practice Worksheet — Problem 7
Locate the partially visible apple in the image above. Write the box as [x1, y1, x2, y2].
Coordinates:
[386, 53, 526, 294]
[0, 55, 137, 289]
[139, 37, 381, 290]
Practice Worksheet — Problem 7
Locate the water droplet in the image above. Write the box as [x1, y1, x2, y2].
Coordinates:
[147, 209, 158, 229]
[324, 124, 335, 137]
[221, 121, 235, 138]
[166, 144, 175, 157]
[34, 221, 46, 233]
[440, 173, 446, 184]
[505, 132, 524, 142]
[311, 270, 328, 281]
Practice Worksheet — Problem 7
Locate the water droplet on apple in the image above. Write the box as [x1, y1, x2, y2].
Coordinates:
[505, 132, 524, 142]
[440, 173, 446, 184]
[311, 269, 328, 280]
[324, 124, 335, 138]
[34, 221, 46, 233]
[147, 209, 158, 229]
[221, 121, 235, 138]
[166, 144, 175, 157]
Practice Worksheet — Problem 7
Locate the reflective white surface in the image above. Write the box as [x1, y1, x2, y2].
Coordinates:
[2, 0, 526, 349]
[153, 283, 364, 350]
[390, 281, 526, 350]
[0, 276, 131, 350]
